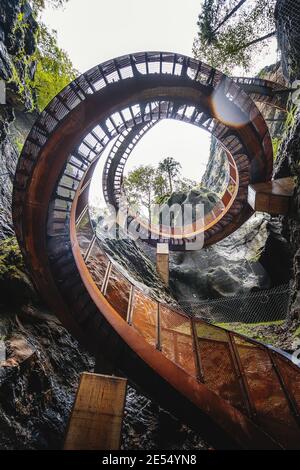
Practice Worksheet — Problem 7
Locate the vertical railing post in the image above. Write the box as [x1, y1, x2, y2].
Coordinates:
[156, 303, 161, 351]
[191, 318, 204, 383]
[159, 52, 162, 74]
[83, 234, 96, 262]
[101, 261, 112, 295]
[75, 204, 88, 227]
[268, 349, 300, 427]
[227, 331, 256, 419]
[145, 52, 149, 74]
[195, 61, 202, 82]
[126, 285, 134, 325]
[171, 53, 176, 75]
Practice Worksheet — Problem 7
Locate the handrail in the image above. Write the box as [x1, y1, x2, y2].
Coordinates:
[101, 77, 288, 227]
[73, 198, 300, 449]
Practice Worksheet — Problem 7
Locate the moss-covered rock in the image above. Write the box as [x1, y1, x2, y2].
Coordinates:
[0, 1, 38, 110]
[0, 237, 36, 306]
[0, 2, 39, 239]
[164, 187, 222, 220]
[217, 319, 300, 354]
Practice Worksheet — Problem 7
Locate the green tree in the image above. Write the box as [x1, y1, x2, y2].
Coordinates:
[153, 174, 168, 199]
[158, 157, 182, 193]
[198, 0, 247, 45]
[123, 165, 157, 220]
[193, 0, 277, 73]
[33, 25, 78, 111]
[30, 0, 69, 15]
[6, 0, 74, 112]
[124, 158, 200, 219]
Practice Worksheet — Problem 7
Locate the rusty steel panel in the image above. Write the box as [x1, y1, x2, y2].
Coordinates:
[160, 306, 196, 378]
[272, 353, 300, 418]
[105, 267, 132, 321]
[195, 322, 247, 414]
[131, 290, 158, 348]
[86, 241, 109, 293]
[234, 336, 300, 449]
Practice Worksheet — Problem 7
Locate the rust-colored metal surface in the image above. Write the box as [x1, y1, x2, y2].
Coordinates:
[248, 176, 295, 215]
[12, 52, 300, 449]
[71, 209, 300, 449]
[102, 77, 288, 216]
[233, 76, 290, 111]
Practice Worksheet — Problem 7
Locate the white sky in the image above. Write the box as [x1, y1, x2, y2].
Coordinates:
[42, 0, 278, 205]
[42, 0, 200, 72]
[125, 121, 210, 180]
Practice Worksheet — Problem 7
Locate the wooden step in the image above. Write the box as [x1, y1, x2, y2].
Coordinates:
[64, 373, 127, 450]
[248, 177, 295, 215]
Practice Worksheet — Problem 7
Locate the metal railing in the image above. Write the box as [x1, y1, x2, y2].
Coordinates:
[13, 52, 273, 251]
[101, 75, 289, 213]
[12, 51, 298, 448]
[75, 206, 300, 449]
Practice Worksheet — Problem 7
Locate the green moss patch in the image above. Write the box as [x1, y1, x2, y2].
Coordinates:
[0, 237, 35, 306]
[215, 320, 285, 346]
[293, 326, 300, 339]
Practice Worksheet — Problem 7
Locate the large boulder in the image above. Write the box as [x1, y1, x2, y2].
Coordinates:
[165, 187, 222, 221]
[169, 215, 271, 306]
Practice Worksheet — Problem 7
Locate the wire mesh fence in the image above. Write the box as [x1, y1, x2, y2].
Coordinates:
[276, 0, 300, 82]
[179, 283, 291, 324]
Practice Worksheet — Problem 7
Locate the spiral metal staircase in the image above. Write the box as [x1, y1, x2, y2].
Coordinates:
[12, 52, 300, 449]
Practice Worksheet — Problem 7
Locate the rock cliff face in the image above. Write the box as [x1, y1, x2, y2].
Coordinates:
[275, 0, 300, 320]
[169, 215, 271, 305]
[276, 0, 300, 82]
[0, 2, 209, 450]
[0, 0, 37, 240]
[201, 137, 229, 196]
[274, 110, 300, 319]
[0, 0, 37, 107]
[0, 135, 17, 239]
[0, 306, 94, 450]
[0, 2, 95, 449]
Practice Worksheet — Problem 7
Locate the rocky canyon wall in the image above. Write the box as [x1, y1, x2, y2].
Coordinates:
[0, 1, 210, 450]
[275, 0, 300, 320]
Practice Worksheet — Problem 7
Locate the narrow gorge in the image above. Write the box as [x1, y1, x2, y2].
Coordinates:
[0, 0, 300, 450]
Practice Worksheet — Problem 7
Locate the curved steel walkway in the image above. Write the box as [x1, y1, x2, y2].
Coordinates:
[13, 52, 300, 449]
[102, 76, 288, 212]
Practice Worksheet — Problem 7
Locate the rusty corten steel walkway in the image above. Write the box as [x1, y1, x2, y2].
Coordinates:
[12, 52, 300, 449]
[102, 76, 289, 213]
